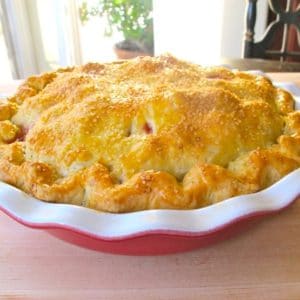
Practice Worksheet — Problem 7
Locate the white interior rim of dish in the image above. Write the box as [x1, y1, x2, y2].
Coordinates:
[0, 81, 299, 239]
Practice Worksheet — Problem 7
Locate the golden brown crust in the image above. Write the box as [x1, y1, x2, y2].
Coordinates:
[0, 54, 299, 212]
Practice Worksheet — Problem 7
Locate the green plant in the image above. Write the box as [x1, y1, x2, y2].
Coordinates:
[79, 0, 153, 54]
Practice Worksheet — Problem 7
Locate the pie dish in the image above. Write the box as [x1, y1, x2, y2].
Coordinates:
[0, 54, 299, 213]
[0, 58, 300, 255]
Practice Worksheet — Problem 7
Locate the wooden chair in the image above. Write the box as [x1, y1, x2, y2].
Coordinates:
[243, 0, 300, 62]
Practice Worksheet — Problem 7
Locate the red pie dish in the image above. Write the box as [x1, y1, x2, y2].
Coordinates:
[0, 57, 299, 255]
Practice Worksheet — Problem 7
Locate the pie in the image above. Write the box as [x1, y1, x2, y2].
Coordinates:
[0, 54, 299, 212]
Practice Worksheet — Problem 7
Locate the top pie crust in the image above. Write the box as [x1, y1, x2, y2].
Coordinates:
[0, 54, 299, 212]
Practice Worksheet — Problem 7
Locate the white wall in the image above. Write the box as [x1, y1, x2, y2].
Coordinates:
[153, 0, 268, 65]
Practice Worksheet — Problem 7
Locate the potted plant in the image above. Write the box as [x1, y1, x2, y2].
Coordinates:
[79, 0, 154, 59]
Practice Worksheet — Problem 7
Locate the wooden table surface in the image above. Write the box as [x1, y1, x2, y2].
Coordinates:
[1, 74, 300, 300]
[219, 58, 300, 72]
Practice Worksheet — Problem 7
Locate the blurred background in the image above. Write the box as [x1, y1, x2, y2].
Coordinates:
[0, 0, 295, 79]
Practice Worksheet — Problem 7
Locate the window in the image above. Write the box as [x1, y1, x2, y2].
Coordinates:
[0, 6, 13, 80]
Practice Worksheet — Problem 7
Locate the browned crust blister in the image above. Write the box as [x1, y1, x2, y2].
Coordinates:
[0, 55, 299, 212]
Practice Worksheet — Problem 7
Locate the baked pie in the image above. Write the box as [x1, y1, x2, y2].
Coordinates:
[0, 54, 299, 212]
